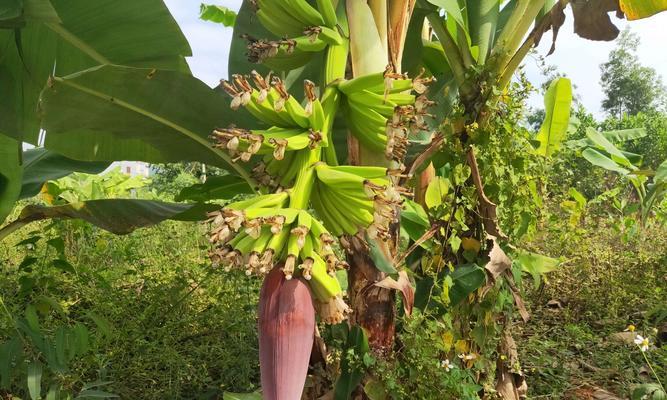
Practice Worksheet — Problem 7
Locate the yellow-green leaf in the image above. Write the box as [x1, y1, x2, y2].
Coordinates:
[620, 0, 667, 20]
[535, 78, 572, 157]
[425, 176, 450, 209]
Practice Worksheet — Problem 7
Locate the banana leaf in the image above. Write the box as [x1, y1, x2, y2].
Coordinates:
[0, 0, 191, 145]
[620, 0, 667, 20]
[20, 148, 109, 199]
[38, 65, 254, 182]
[535, 78, 572, 157]
[0, 199, 218, 240]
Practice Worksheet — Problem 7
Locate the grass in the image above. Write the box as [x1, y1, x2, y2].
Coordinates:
[519, 217, 667, 398]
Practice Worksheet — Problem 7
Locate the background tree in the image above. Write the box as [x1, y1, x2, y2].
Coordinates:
[600, 29, 666, 118]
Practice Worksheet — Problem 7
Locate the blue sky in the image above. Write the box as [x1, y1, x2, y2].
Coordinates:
[163, 1, 667, 117]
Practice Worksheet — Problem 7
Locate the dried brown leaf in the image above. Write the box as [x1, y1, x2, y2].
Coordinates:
[571, 0, 622, 41]
[375, 270, 415, 316]
[484, 238, 512, 281]
[506, 272, 530, 323]
[496, 331, 527, 400]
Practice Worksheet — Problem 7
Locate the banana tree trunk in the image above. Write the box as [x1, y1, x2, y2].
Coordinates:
[344, 0, 414, 360]
[346, 236, 396, 353]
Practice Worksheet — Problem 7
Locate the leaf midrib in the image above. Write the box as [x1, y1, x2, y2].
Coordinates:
[51, 75, 256, 189]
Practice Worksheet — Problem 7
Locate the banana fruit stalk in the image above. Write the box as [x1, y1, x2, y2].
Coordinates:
[340, 66, 436, 164]
[210, 0, 427, 328]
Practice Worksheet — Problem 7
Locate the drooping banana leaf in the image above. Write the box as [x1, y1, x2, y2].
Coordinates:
[38, 65, 255, 183]
[585, 127, 636, 169]
[20, 148, 109, 199]
[0, 0, 191, 145]
[175, 175, 253, 203]
[582, 148, 631, 175]
[0, 199, 218, 241]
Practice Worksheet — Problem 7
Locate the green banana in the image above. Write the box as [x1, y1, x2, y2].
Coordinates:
[337, 69, 413, 95]
[282, 96, 311, 128]
[311, 183, 344, 237]
[255, 8, 302, 37]
[307, 255, 338, 300]
[327, 165, 388, 179]
[308, 98, 326, 133]
[338, 72, 387, 95]
[318, 26, 343, 45]
[226, 193, 289, 211]
[261, 48, 314, 72]
[321, 186, 374, 228]
[348, 90, 397, 115]
[317, 185, 360, 235]
[256, 1, 305, 36]
[325, 41, 349, 85]
[244, 208, 301, 224]
[315, 163, 366, 189]
[284, 0, 325, 27]
[244, 96, 287, 127]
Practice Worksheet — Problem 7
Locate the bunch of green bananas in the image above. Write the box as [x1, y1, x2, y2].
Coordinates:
[339, 66, 436, 163]
[207, 192, 350, 324]
[217, 73, 330, 188]
[246, 0, 341, 71]
[311, 163, 410, 240]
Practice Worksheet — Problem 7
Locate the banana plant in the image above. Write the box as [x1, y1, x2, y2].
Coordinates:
[573, 127, 667, 224]
[2, 0, 667, 399]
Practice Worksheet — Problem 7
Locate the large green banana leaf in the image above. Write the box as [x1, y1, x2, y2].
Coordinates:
[467, 0, 499, 65]
[0, 0, 191, 145]
[38, 65, 254, 182]
[0, 199, 218, 240]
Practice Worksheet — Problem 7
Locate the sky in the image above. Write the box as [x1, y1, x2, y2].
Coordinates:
[163, 1, 667, 118]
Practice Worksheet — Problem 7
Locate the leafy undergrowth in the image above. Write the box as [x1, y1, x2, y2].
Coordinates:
[2, 209, 666, 399]
[1, 219, 261, 399]
[520, 218, 667, 398]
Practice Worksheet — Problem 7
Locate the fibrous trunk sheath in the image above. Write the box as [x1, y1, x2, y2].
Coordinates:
[347, 236, 396, 354]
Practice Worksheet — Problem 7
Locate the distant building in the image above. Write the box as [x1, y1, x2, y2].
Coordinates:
[112, 161, 151, 177]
